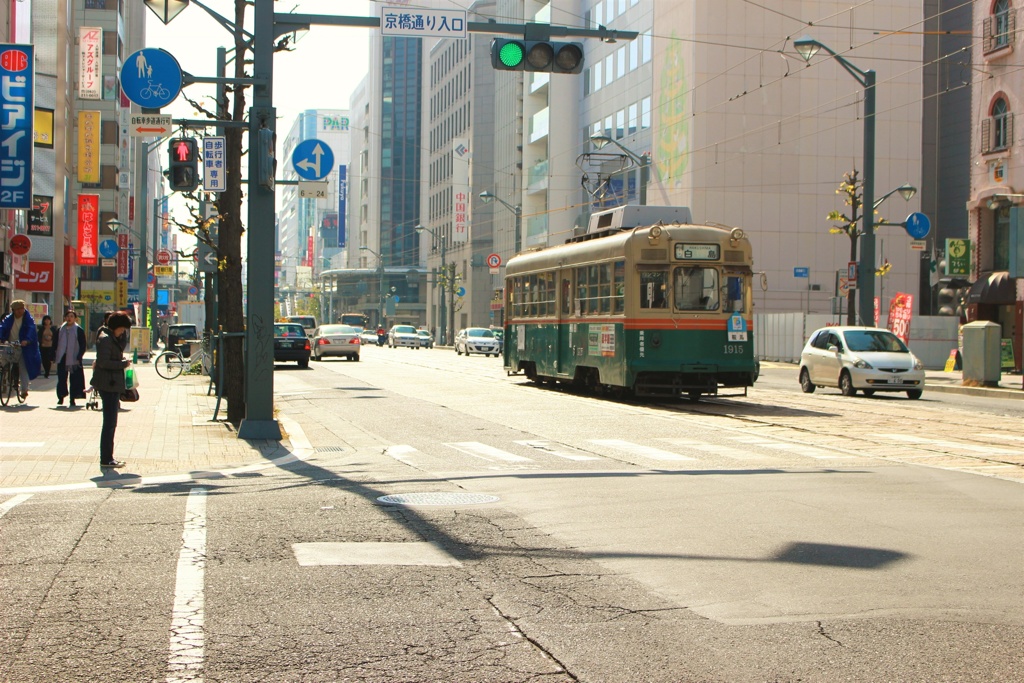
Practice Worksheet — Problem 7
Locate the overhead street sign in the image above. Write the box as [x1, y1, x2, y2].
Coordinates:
[130, 114, 172, 137]
[291, 139, 334, 181]
[197, 243, 218, 273]
[904, 212, 931, 240]
[153, 265, 175, 277]
[381, 7, 467, 38]
[120, 48, 183, 109]
[203, 136, 227, 192]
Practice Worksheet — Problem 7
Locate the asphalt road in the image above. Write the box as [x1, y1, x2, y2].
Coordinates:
[2, 346, 1021, 682]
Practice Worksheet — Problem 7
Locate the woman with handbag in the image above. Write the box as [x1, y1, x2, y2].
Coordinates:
[90, 313, 133, 469]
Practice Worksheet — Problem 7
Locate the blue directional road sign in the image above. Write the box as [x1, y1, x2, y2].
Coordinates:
[904, 212, 931, 240]
[794, 267, 809, 278]
[120, 48, 183, 109]
[291, 139, 334, 181]
[98, 238, 119, 259]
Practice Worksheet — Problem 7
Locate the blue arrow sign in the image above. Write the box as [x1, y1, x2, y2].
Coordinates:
[291, 139, 334, 181]
[121, 48, 183, 109]
[98, 238, 119, 258]
[904, 212, 931, 240]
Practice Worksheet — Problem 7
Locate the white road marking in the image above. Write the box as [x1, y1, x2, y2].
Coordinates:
[757, 443, 854, 459]
[589, 439, 695, 461]
[293, 541, 462, 567]
[874, 434, 1021, 455]
[385, 445, 419, 457]
[659, 439, 762, 460]
[0, 493, 32, 518]
[166, 488, 207, 683]
[978, 433, 1024, 443]
[0, 442, 44, 448]
[514, 440, 599, 461]
[446, 442, 533, 463]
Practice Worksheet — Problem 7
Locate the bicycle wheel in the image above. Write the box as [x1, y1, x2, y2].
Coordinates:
[0, 366, 11, 406]
[14, 365, 24, 403]
[154, 351, 185, 379]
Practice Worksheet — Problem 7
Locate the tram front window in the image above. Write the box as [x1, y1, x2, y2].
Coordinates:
[674, 266, 719, 311]
[640, 270, 668, 309]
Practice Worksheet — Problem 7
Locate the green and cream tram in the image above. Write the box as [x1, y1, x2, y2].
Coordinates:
[504, 206, 756, 401]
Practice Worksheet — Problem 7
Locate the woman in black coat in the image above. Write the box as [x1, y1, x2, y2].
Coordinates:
[90, 313, 132, 468]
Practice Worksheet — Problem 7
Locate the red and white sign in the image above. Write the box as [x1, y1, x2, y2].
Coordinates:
[10, 233, 31, 255]
[156, 249, 172, 265]
[486, 253, 502, 268]
[77, 194, 99, 265]
[886, 292, 914, 345]
[78, 27, 102, 100]
[15, 261, 55, 292]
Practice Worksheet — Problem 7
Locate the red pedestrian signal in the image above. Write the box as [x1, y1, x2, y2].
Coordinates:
[168, 138, 199, 192]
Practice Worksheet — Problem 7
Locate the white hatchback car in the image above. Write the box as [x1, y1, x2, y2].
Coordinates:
[454, 327, 502, 357]
[799, 326, 925, 399]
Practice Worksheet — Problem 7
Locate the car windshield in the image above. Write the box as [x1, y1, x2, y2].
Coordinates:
[393, 325, 416, 334]
[467, 329, 494, 338]
[289, 317, 316, 328]
[320, 325, 355, 335]
[170, 326, 198, 338]
[843, 330, 908, 353]
[274, 325, 306, 338]
[417, 330, 430, 336]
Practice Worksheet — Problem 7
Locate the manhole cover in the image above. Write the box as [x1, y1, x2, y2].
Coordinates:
[376, 492, 500, 506]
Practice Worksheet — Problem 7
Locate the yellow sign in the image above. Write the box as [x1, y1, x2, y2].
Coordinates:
[116, 280, 128, 308]
[80, 290, 115, 304]
[944, 349, 958, 372]
[77, 110, 101, 183]
[153, 265, 175, 277]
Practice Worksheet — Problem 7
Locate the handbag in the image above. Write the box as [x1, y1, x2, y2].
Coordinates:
[125, 367, 139, 390]
[121, 388, 140, 402]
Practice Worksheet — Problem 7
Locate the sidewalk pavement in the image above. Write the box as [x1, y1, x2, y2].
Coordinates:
[2, 356, 1020, 493]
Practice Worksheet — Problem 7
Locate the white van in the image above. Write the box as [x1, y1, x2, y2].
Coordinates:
[286, 315, 318, 336]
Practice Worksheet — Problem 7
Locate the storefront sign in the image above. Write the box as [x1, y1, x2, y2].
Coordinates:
[0, 44, 34, 209]
[77, 110, 101, 183]
[886, 292, 914, 345]
[78, 28, 102, 100]
[945, 239, 971, 276]
[15, 260, 54, 292]
[29, 194, 53, 236]
[78, 193, 100, 265]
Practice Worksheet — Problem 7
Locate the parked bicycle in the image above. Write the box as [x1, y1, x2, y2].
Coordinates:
[154, 339, 212, 380]
[0, 342, 25, 406]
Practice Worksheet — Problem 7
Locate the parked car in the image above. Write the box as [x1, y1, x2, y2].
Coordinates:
[273, 323, 311, 368]
[285, 315, 318, 336]
[798, 326, 925, 399]
[454, 327, 502, 356]
[166, 323, 200, 358]
[312, 324, 361, 362]
[416, 328, 434, 348]
[388, 324, 421, 349]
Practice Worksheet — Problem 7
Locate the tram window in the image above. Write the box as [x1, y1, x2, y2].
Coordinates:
[539, 272, 555, 316]
[727, 276, 745, 312]
[613, 260, 626, 313]
[561, 277, 571, 316]
[527, 274, 538, 316]
[674, 266, 719, 311]
[588, 265, 600, 315]
[599, 263, 612, 313]
[639, 270, 668, 309]
[575, 266, 588, 315]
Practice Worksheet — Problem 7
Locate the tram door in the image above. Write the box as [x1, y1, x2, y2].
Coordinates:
[557, 271, 572, 375]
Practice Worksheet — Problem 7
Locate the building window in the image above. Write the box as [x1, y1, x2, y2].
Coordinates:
[982, 97, 1013, 152]
[994, 206, 1011, 271]
[985, 0, 1016, 53]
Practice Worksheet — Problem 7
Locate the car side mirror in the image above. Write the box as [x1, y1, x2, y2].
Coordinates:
[827, 344, 839, 353]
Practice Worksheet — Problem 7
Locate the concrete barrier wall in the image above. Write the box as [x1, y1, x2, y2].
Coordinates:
[754, 313, 958, 369]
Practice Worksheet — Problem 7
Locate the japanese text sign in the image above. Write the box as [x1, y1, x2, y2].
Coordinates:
[78, 194, 100, 265]
[78, 110, 101, 184]
[886, 292, 914, 345]
[381, 7, 467, 38]
[78, 28, 102, 100]
[203, 136, 226, 192]
[1, 43, 34, 209]
[15, 261, 54, 292]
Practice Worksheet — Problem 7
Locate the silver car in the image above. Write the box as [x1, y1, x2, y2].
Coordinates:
[799, 326, 925, 399]
[312, 324, 361, 361]
[454, 327, 502, 357]
[388, 324, 422, 349]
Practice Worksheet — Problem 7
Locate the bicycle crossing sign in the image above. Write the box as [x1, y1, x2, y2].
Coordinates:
[120, 48, 182, 109]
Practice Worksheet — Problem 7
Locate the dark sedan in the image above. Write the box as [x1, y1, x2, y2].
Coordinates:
[274, 323, 311, 368]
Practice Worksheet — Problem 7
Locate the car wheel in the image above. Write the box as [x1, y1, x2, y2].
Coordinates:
[799, 368, 815, 393]
[299, 358, 310, 369]
[862, 389, 875, 397]
[906, 389, 922, 400]
[354, 355, 360, 362]
[839, 371, 857, 396]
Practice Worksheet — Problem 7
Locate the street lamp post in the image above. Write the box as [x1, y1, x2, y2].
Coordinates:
[795, 36, 877, 326]
[359, 245, 386, 328]
[106, 218, 148, 338]
[479, 191, 521, 255]
[588, 135, 650, 206]
[414, 224, 447, 345]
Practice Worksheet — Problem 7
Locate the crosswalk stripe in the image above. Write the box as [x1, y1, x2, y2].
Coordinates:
[874, 433, 1021, 455]
[757, 443, 853, 459]
[589, 439, 695, 461]
[446, 442, 534, 463]
[0, 493, 32, 518]
[514, 440, 599, 461]
[659, 439, 762, 460]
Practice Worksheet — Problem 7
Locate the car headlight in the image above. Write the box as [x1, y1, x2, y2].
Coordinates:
[852, 357, 873, 370]
[913, 357, 923, 370]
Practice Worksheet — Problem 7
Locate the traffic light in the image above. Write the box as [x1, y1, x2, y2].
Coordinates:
[168, 138, 199, 192]
[256, 127, 276, 192]
[490, 38, 584, 74]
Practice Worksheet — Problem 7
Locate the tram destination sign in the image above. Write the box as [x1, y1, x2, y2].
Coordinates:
[674, 243, 720, 260]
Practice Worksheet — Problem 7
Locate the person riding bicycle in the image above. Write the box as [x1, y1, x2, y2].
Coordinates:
[0, 300, 42, 401]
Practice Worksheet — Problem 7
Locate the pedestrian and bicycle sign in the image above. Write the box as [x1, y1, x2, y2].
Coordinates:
[291, 139, 334, 181]
[120, 48, 183, 109]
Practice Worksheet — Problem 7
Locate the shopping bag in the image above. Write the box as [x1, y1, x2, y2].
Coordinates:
[125, 367, 139, 390]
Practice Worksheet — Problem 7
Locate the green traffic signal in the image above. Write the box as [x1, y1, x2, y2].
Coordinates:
[491, 38, 584, 74]
[498, 41, 525, 68]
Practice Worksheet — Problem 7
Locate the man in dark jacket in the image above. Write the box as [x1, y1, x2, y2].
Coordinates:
[0, 299, 42, 401]
[54, 309, 88, 407]
[90, 313, 132, 468]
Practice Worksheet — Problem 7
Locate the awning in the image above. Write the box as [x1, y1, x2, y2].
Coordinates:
[966, 271, 1017, 305]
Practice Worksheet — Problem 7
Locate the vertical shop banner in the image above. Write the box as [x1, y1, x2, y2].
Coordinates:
[338, 165, 347, 247]
[0, 44, 34, 209]
[452, 138, 470, 244]
[78, 28, 102, 100]
[886, 292, 914, 345]
[29, 195, 53, 236]
[78, 193, 100, 265]
[116, 232, 129, 278]
[15, 261, 54, 291]
[160, 196, 170, 249]
[77, 110, 101, 183]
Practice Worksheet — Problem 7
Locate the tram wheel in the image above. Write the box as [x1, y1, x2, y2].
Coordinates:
[687, 390, 701, 403]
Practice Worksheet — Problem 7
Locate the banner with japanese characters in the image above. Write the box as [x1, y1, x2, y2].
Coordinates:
[886, 292, 914, 345]
[0, 43, 34, 209]
[15, 261, 54, 292]
[78, 193, 100, 265]
[77, 110, 101, 183]
[79, 28, 102, 99]
[29, 195, 53, 236]
[452, 138, 470, 244]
